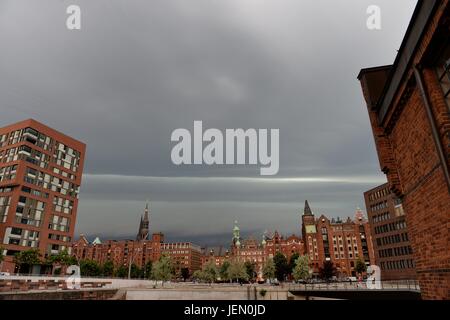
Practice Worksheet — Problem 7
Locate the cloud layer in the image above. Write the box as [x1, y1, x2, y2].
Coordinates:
[0, 0, 416, 245]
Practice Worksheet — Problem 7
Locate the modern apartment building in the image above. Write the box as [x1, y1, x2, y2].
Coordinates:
[364, 184, 417, 280]
[0, 119, 85, 273]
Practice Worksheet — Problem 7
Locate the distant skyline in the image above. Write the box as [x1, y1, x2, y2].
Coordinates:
[0, 0, 417, 245]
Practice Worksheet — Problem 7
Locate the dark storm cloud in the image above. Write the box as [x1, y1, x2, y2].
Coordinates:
[0, 0, 416, 243]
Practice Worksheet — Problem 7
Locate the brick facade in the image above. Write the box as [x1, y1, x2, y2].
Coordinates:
[358, 0, 450, 299]
[302, 201, 375, 277]
[72, 233, 202, 275]
[364, 183, 417, 280]
[0, 119, 85, 273]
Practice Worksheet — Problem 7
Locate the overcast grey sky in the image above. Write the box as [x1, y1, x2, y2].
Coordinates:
[0, 0, 417, 245]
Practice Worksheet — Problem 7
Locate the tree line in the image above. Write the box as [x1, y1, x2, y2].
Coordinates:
[1, 248, 368, 282]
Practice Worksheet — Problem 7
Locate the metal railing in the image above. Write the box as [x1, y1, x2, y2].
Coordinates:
[288, 280, 420, 292]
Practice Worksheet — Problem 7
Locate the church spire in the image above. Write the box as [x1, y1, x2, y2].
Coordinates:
[303, 200, 313, 216]
[136, 201, 150, 241]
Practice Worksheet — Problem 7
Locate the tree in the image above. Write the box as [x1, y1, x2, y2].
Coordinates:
[151, 255, 173, 285]
[129, 263, 141, 279]
[101, 261, 115, 277]
[79, 259, 101, 277]
[288, 253, 300, 274]
[355, 259, 367, 275]
[292, 255, 310, 282]
[273, 252, 289, 282]
[219, 261, 231, 282]
[262, 259, 276, 283]
[227, 260, 248, 283]
[115, 265, 128, 278]
[143, 261, 153, 279]
[319, 261, 337, 281]
[180, 267, 190, 281]
[202, 260, 218, 284]
[13, 249, 42, 274]
[45, 249, 73, 275]
[244, 261, 257, 282]
[192, 270, 205, 282]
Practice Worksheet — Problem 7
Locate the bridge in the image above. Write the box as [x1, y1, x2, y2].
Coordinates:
[287, 280, 421, 300]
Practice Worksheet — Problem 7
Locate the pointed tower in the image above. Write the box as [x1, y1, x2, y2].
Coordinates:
[303, 200, 313, 215]
[232, 220, 241, 251]
[301, 200, 317, 241]
[136, 202, 150, 241]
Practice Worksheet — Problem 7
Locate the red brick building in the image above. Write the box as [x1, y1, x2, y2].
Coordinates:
[264, 232, 304, 262]
[71, 205, 202, 275]
[358, 0, 450, 299]
[72, 234, 202, 275]
[364, 183, 417, 280]
[0, 119, 85, 273]
[301, 201, 375, 277]
[227, 221, 304, 280]
[201, 246, 230, 268]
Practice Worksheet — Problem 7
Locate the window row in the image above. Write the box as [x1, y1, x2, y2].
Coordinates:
[368, 188, 390, 202]
[374, 220, 407, 234]
[25, 167, 80, 198]
[0, 195, 11, 223]
[370, 200, 388, 212]
[0, 128, 81, 173]
[372, 211, 390, 223]
[378, 245, 413, 258]
[376, 233, 409, 247]
[380, 259, 415, 271]
[0, 164, 17, 182]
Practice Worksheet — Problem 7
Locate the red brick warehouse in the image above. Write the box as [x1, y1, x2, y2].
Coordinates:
[358, 0, 450, 299]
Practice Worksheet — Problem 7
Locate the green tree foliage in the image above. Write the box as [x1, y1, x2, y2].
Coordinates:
[101, 260, 115, 277]
[319, 261, 337, 281]
[288, 253, 300, 274]
[227, 260, 248, 283]
[244, 261, 257, 282]
[273, 252, 289, 282]
[151, 255, 173, 283]
[192, 270, 204, 282]
[13, 249, 42, 274]
[262, 258, 276, 282]
[79, 259, 101, 277]
[219, 261, 231, 281]
[143, 261, 153, 279]
[202, 260, 218, 283]
[180, 267, 190, 281]
[130, 263, 141, 279]
[45, 249, 74, 275]
[292, 255, 310, 281]
[115, 265, 128, 278]
[355, 258, 367, 275]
